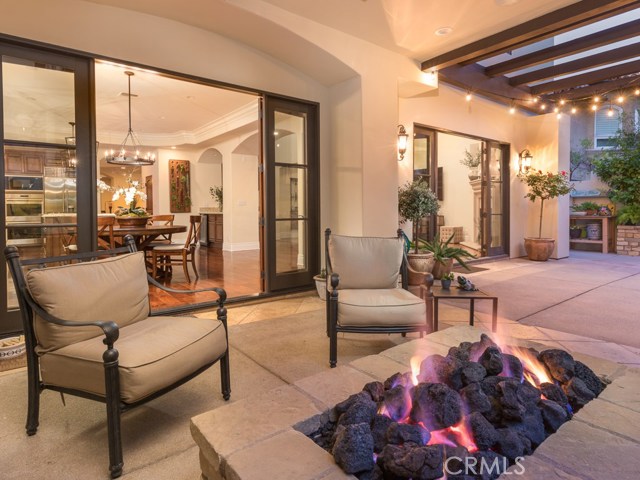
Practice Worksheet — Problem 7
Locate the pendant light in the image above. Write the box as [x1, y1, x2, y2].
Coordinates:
[65, 121, 77, 168]
[106, 71, 156, 166]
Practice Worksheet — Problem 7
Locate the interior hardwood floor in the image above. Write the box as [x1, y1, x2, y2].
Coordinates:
[149, 246, 261, 310]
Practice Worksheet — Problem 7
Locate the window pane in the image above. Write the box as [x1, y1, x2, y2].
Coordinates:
[275, 166, 306, 218]
[275, 219, 307, 274]
[275, 111, 306, 165]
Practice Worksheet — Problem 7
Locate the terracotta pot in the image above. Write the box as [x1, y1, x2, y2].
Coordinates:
[116, 216, 150, 228]
[524, 237, 555, 261]
[407, 252, 435, 285]
[431, 258, 454, 279]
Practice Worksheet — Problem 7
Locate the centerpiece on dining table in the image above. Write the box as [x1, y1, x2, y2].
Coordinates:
[112, 175, 149, 227]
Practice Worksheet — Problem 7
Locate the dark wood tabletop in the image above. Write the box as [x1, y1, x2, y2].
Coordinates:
[111, 224, 187, 249]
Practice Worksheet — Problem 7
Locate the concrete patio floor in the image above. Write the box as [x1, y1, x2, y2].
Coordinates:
[0, 250, 638, 479]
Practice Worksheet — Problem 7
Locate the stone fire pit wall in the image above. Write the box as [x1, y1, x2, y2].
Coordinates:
[191, 326, 640, 480]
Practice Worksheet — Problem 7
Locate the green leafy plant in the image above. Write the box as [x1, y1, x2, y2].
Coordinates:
[441, 272, 455, 281]
[519, 170, 573, 238]
[577, 201, 600, 212]
[617, 205, 640, 226]
[460, 149, 482, 169]
[210, 185, 223, 209]
[398, 179, 440, 254]
[592, 118, 640, 221]
[569, 224, 582, 230]
[421, 233, 475, 270]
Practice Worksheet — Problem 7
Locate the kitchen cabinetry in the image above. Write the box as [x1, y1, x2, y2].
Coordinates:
[200, 213, 223, 248]
[4, 149, 44, 175]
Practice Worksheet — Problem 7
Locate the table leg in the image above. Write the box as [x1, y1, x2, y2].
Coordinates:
[492, 299, 498, 333]
[434, 298, 439, 332]
[469, 298, 475, 326]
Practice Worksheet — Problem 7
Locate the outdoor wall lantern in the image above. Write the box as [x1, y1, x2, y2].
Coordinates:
[397, 125, 408, 161]
[519, 149, 533, 174]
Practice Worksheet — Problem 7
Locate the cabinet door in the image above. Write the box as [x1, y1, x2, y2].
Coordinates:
[24, 152, 44, 174]
[214, 215, 223, 243]
[5, 152, 23, 174]
[207, 216, 216, 243]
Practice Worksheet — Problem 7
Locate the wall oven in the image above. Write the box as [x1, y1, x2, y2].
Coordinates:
[5, 193, 45, 246]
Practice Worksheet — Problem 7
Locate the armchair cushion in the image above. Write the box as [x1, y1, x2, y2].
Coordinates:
[328, 235, 403, 289]
[39, 316, 227, 403]
[26, 252, 150, 353]
[337, 288, 427, 328]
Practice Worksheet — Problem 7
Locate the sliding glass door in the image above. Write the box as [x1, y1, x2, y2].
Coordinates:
[0, 44, 93, 336]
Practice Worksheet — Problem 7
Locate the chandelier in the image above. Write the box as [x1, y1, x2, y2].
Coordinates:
[65, 121, 77, 168]
[106, 71, 156, 166]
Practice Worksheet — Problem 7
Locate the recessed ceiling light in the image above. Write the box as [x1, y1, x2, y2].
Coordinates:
[435, 27, 453, 36]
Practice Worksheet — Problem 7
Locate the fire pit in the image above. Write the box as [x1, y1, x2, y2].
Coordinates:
[191, 326, 640, 480]
[306, 333, 604, 479]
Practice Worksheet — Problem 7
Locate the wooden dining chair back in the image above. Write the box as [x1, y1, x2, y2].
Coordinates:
[151, 215, 202, 283]
[97, 216, 116, 250]
[147, 214, 175, 244]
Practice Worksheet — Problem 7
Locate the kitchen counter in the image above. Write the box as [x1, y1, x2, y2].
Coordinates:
[199, 207, 222, 214]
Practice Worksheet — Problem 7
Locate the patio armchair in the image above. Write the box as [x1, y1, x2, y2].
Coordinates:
[325, 228, 433, 367]
[4, 235, 230, 478]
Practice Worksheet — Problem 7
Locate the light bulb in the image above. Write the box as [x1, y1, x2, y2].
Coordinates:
[554, 107, 559, 113]
[594, 96, 600, 103]
[540, 104, 546, 111]
[509, 106, 516, 114]
[533, 97, 539, 103]
[591, 104, 597, 111]
[607, 108, 614, 117]
[635, 89, 640, 96]
[571, 107, 577, 114]
[560, 99, 566, 105]
[465, 93, 472, 102]
[617, 95, 624, 103]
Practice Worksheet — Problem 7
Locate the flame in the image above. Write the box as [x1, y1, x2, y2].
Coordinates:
[508, 346, 553, 386]
[426, 419, 478, 453]
[410, 355, 421, 386]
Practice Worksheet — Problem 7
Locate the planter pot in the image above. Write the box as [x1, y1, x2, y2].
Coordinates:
[569, 228, 582, 239]
[585, 210, 596, 216]
[586, 223, 602, 240]
[524, 237, 555, 262]
[407, 252, 435, 285]
[313, 274, 326, 301]
[431, 258, 454, 279]
[116, 216, 150, 228]
[441, 279, 452, 289]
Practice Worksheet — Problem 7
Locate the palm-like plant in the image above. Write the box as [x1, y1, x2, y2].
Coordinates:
[420, 233, 475, 270]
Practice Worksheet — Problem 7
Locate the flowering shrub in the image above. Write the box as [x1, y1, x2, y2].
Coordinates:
[519, 170, 573, 238]
[112, 176, 147, 217]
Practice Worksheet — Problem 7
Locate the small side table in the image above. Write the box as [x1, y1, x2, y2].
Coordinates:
[426, 286, 498, 333]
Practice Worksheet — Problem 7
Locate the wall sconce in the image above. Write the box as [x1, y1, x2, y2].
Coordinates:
[397, 125, 408, 161]
[519, 149, 533, 174]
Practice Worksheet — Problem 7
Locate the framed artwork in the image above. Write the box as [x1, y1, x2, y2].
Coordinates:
[169, 160, 191, 213]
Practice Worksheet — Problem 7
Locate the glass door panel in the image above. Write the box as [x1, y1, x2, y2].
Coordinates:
[412, 127, 436, 243]
[483, 142, 508, 256]
[264, 96, 318, 291]
[1, 44, 92, 336]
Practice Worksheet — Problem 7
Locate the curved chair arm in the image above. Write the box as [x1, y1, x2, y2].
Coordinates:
[146, 275, 226, 302]
[146, 275, 227, 316]
[26, 297, 120, 347]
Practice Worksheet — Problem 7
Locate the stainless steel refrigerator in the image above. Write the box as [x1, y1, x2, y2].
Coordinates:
[44, 177, 77, 214]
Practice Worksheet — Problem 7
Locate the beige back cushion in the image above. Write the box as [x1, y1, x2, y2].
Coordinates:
[26, 252, 150, 352]
[328, 235, 403, 289]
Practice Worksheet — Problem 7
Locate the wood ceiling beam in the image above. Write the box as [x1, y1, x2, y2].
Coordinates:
[439, 64, 537, 113]
[530, 58, 640, 95]
[486, 18, 640, 77]
[542, 75, 640, 101]
[509, 43, 640, 86]
[421, 0, 640, 71]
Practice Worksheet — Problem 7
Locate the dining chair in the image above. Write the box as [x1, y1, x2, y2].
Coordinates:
[97, 215, 116, 250]
[143, 214, 175, 264]
[151, 215, 201, 282]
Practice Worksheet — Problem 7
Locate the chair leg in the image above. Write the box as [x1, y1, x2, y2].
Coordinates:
[152, 251, 158, 280]
[220, 351, 231, 401]
[329, 294, 338, 368]
[25, 355, 40, 435]
[182, 252, 191, 283]
[191, 251, 199, 279]
[103, 349, 123, 478]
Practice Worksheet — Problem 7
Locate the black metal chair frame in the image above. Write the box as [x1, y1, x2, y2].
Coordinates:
[4, 235, 230, 479]
[325, 228, 432, 368]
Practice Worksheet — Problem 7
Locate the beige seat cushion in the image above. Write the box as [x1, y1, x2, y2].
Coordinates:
[337, 289, 427, 328]
[39, 316, 227, 404]
[328, 235, 403, 289]
[26, 252, 149, 353]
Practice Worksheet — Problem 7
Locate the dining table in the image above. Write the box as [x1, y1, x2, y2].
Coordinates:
[111, 224, 187, 250]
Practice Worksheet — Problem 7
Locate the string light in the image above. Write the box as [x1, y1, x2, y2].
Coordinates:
[617, 94, 624, 103]
[509, 104, 516, 114]
[635, 88, 640, 96]
[591, 104, 598, 111]
[560, 99, 566, 106]
[532, 97, 539, 104]
[571, 107, 577, 114]
[465, 92, 472, 102]
[607, 104, 614, 117]
[553, 107, 559, 113]
[593, 96, 600, 103]
[540, 104, 546, 111]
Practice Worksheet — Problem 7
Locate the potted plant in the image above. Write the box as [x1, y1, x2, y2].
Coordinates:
[313, 269, 326, 300]
[421, 233, 475, 279]
[569, 224, 582, 239]
[398, 179, 440, 281]
[440, 272, 455, 289]
[519, 169, 573, 261]
[460, 148, 482, 180]
[209, 185, 223, 211]
[577, 201, 600, 216]
[111, 175, 149, 226]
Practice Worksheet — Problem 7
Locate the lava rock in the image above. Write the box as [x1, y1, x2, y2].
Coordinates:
[335, 391, 372, 416]
[448, 342, 472, 362]
[410, 383, 463, 430]
[501, 353, 524, 380]
[498, 380, 526, 421]
[338, 397, 378, 427]
[370, 415, 394, 453]
[517, 382, 542, 409]
[480, 347, 504, 376]
[539, 382, 568, 406]
[384, 372, 411, 390]
[482, 396, 504, 425]
[386, 422, 430, 446]
[469, 334, 499, 362]
[419, 355, 464, 391]
[332, 423, 375, 474]
[383, 385, 411, 421]
[460, 382, 492, 414]
[538, 349, 575, 383]
[378, 444, 444, 480]
[574, 361, 605, 396]
[540, 399, 569, 433]
[467, 412, 498, 450]
[563, 377, 596, 410]
[480, 376, 510, 398]
[472, 450, 509, 480]
[494, 428, 525, 461]
[505, 409, 546, 447]
[357, 464, 384, 480]
[363, 381, 385, 403]
[461, 362, 487, 385]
